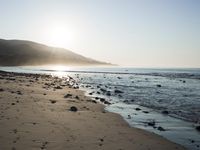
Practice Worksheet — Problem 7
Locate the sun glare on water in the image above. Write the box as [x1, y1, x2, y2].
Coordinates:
[51, 65, 70, 71]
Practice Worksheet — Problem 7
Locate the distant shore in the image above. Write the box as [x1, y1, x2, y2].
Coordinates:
[0, 70, 185, 150]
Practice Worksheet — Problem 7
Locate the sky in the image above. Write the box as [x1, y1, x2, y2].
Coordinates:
[0, 0, 200, 67]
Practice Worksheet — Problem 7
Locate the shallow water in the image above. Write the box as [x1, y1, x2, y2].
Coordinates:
[0, 66, 200, 150]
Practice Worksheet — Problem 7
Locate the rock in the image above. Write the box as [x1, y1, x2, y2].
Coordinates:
[0, 88, 4, 92]
[106, 91, 111, 96]
[147, 121, 155, 126]
[196, 126, 200, 131]
[162, 110, 169, 115]
[156, 84, 162, 87]
[17, 91, 22, 95]
[100, 138, 104, 142]
[70, 106, 78, 112]
[100, 88, 107, 93]
[89, 92, 93, 95]
[104, 101, 111, 105]
[95, 97, 99, 100]
[55, 86, 62, 89]
[157, 126, 165, 131]
[50, 100, 57, 104]
[75, 96, 79, 99]
[97, 91, 101, 94]
[128, 115, 131, 119]
[100, 98, 105, 102]
[91, 100, 97, 103]
[183, 80, 186, 83]
[123, 100, 129, 103]
[135, 108, 141, 111]
[143, 111, 149, 114]
[114, 90, 123, 94]
[64, 94, 72, 98]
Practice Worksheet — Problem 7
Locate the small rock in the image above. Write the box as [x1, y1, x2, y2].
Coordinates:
[100, 98, 105, 102]
[70, 106, 78, 112]
[50, 100, 57, 104]
[0, 88, 4, 92]
[106, 91, 111, 96]
[135, 108, 141, 111]
[148, 121, 155, 126]
[75, 96, 79, 99]
[104, 101, 111, 105]
[143, 111, 149, 114]
[162, 110, 169, 115]
[91, 100, 97, 103]
[157, 126, 165, 131]
[64, 94, 72, 98]
[156, 84, 162, 87]
[114, 90, 123, 94]
[195, 126, 200, 131]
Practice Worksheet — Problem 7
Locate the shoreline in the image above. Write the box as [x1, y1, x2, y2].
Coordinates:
[0, 70, 186, 150]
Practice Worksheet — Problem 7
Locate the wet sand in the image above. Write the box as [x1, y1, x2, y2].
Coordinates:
[0, 71, 185, 150]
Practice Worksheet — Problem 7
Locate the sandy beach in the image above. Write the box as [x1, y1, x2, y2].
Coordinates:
[0, 70, 185, 150]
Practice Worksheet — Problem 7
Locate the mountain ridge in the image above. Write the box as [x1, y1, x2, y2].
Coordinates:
[0, 39, 112, 66]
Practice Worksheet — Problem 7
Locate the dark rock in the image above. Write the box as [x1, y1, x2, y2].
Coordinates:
[114, 90, 123, 94]
[0, 88, 4, 92]
[156, 84, 162, 87]
[106, 91, 111, 96]
[97, 91, 101, 94]
[11, 103, 15, 105]
[70, 106, 78, 112]
[183, 80, 186, 83]
[64, 94, 72, 98]
[123, 100, 129, 103]
[100, 138, 104, 142]
[143, 111, 149, 114]
[91, 100, 97, 104]
[157, 126, 165, 131]
[147, 121, 155, 126]
[104, 101, 111, 105]
[95, 97, 99, 100]
[135, 108, 141, 111]
[162, 110, 169, 115]
[17, 91, 22, 95]
[100, 98, 105, 102]
[100, 88, 107, 93]
[50, 100, 57, 104]
[55, 86, 62, 89]
[75, 96, 79, 99]
[196, 126, 200, 131]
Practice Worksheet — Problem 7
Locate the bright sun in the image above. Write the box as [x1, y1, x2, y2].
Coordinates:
[44, 23, 74, 48]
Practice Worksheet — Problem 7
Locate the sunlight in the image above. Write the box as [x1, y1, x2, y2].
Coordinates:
[44, 22, 75, 48]
[51, 65, 71, 71]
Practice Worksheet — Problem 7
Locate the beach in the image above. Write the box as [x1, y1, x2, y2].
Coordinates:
[0, 70, 185, 150]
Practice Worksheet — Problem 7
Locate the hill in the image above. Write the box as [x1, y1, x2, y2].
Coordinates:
[0, 39, 111, 66]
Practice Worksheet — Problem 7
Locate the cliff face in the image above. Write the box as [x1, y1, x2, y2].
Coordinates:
[0, 39, 110, 66]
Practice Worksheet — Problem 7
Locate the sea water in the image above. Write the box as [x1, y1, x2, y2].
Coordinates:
[0, 66, 200, 150]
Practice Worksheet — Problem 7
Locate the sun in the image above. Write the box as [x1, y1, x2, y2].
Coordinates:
[44, 22, 74, 48]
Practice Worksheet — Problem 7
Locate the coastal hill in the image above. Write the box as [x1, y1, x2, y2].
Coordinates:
[0, 39, 111, 66]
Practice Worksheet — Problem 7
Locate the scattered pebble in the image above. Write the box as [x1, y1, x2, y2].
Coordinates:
[70, 106, 78, 112]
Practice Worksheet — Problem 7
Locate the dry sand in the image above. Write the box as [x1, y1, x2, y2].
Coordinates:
[0, 71, 185, 150]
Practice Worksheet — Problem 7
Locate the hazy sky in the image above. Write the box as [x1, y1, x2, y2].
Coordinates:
[0, 0, 199, 67]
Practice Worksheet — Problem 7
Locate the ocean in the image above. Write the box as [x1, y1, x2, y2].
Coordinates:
[0, 66, 200, 150]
